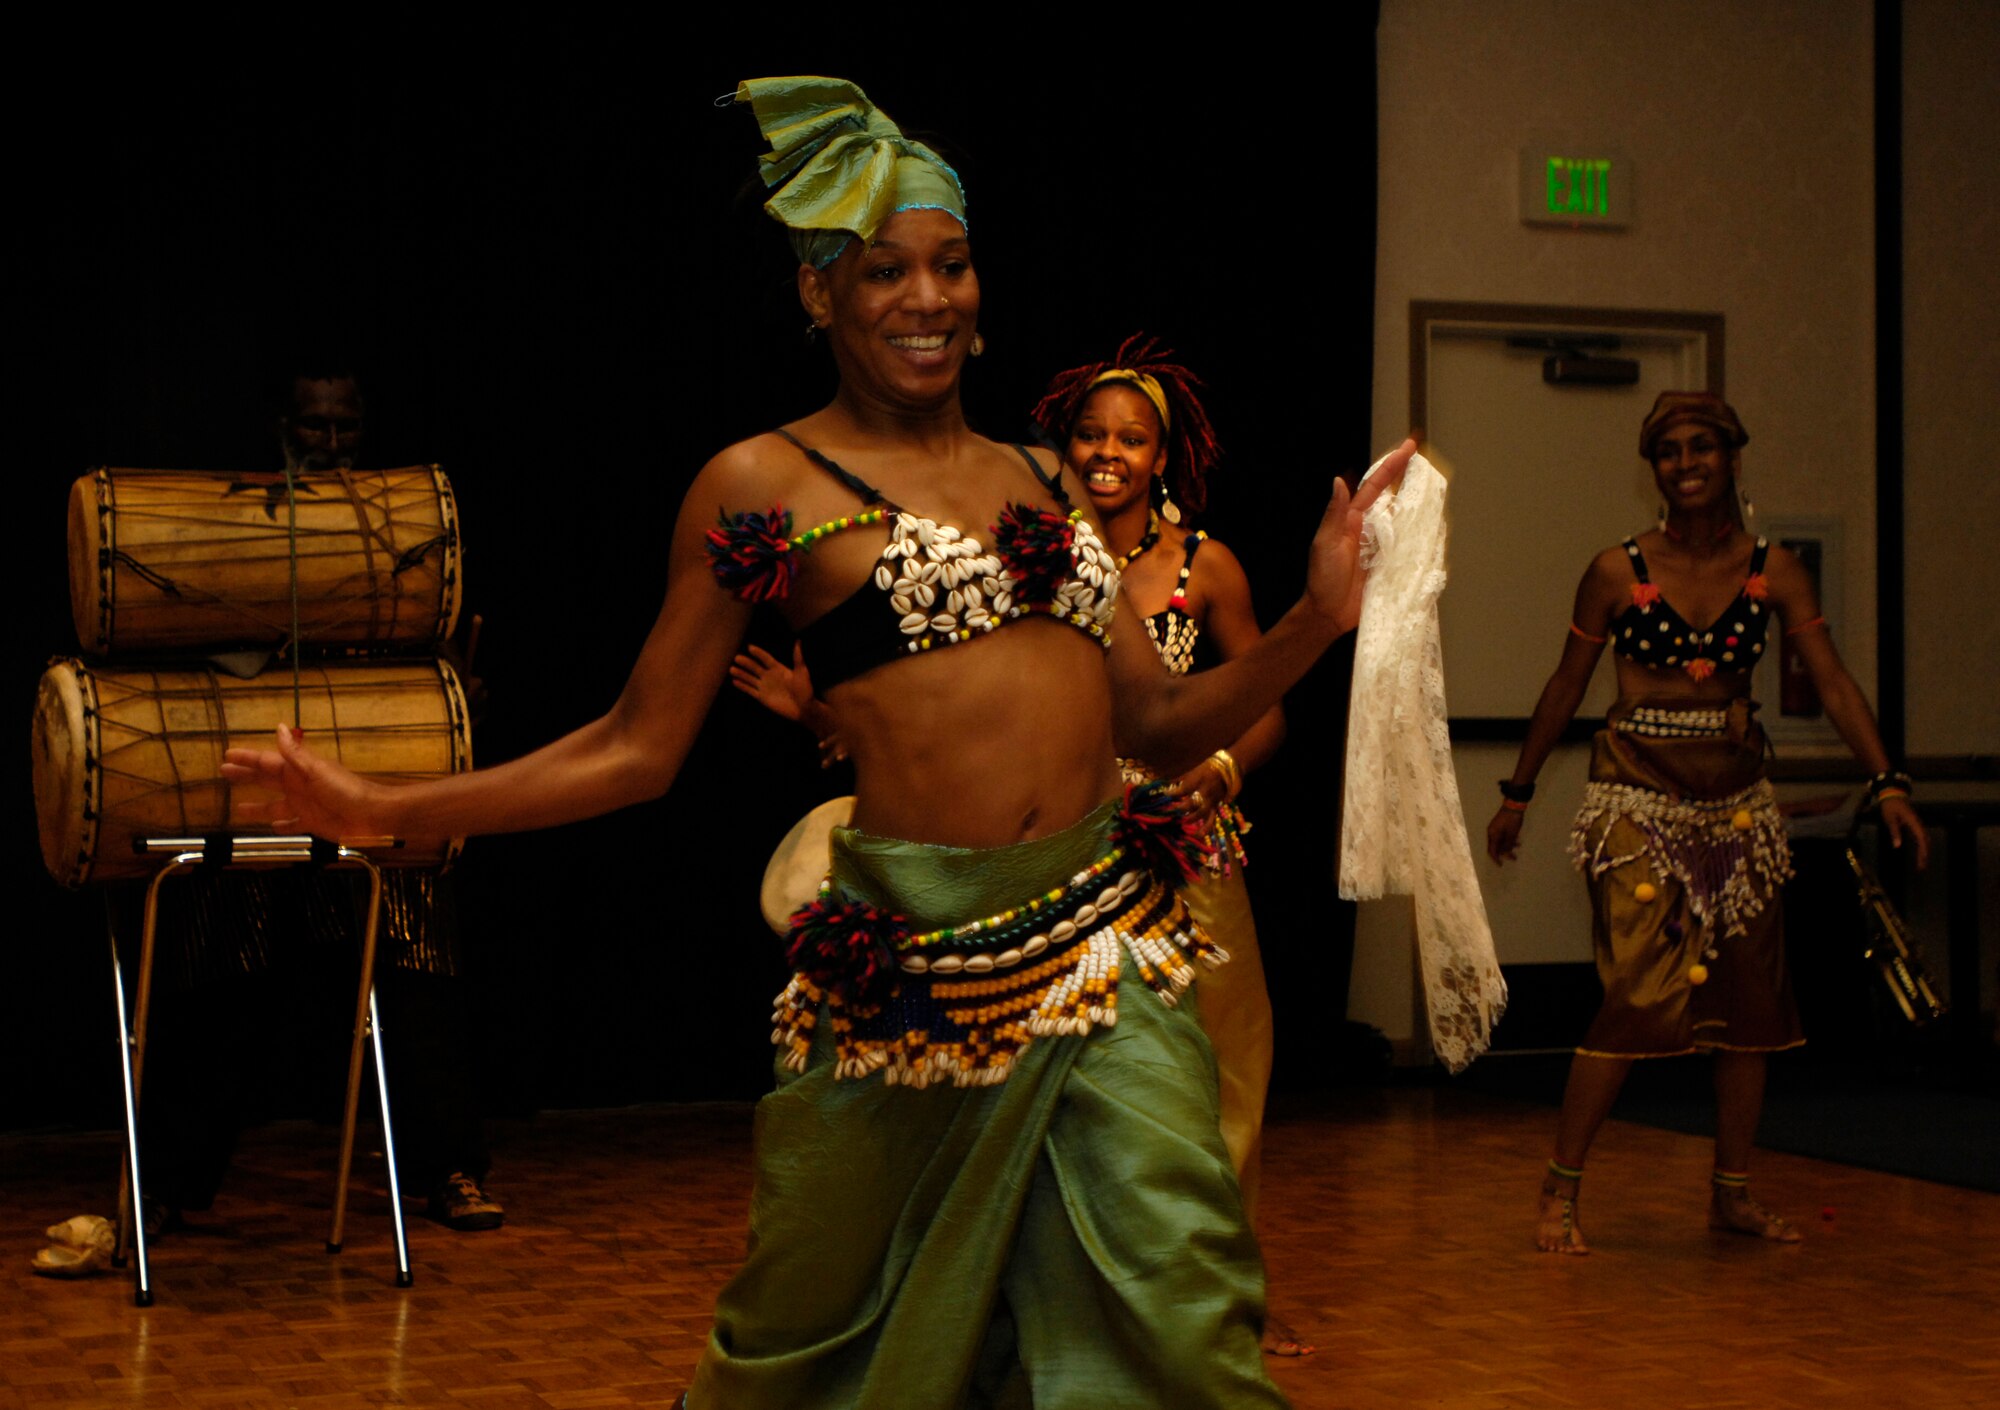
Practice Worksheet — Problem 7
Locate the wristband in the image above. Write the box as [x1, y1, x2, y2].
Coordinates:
[1209, 749, 1243, 802]
[1498, 779, 1536, 804]
[1862, 770, 1915, 811]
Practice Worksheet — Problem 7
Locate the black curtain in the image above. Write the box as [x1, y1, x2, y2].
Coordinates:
[10, 30, 1379, 1130]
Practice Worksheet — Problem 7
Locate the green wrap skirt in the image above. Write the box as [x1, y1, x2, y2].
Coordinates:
[688, 800, 1287, 1409]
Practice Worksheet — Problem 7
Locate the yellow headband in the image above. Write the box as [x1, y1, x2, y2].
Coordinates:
[1087, 368, 1171, 433]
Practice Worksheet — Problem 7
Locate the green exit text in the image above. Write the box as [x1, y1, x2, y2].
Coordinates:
[1547, 157, 1612, 218]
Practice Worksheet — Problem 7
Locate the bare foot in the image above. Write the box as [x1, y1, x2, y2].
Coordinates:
[1537, 1174, 1590, 1254]
[1261, 1312, 1315, 1357]
[1709, 1187, 1802, 1243]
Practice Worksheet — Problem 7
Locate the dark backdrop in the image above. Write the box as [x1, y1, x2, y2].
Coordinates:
[10, 32, 1380, 1131]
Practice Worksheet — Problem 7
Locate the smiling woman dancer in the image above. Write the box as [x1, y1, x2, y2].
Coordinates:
[1486, 391, 1926, 1255]
[224, 77, 1409, 1407]
[1031, 340, 1308, 1355]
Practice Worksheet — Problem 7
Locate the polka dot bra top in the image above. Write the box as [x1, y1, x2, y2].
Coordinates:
[704, 431, 1119, 691]
[1609, 536, 1773, 680]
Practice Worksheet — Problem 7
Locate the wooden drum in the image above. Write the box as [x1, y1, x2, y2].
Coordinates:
[32, 658, 472, 887]
[69, 466, 462, 655]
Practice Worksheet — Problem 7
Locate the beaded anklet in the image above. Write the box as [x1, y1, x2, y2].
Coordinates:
[1543, 1159, 1584, 1250]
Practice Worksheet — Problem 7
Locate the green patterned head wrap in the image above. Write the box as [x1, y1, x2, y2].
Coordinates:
[735, 76, 968, 269]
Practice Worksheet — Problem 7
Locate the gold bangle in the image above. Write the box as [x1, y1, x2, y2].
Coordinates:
[1209, 748, 1242, 802]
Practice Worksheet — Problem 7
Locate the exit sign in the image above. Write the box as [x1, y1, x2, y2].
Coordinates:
[1520, 148, 1632, 228]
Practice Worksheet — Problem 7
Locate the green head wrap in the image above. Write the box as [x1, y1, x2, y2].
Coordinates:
[735, 76, 968, 269]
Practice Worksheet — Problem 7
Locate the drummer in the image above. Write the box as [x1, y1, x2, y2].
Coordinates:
[131, 365, 503, 1235]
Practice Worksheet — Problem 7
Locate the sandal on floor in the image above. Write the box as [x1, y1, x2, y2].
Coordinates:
[32, 1214, 115, 1278]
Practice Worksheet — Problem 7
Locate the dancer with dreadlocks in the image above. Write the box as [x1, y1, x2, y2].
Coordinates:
[1031, 336, 1302, 1355]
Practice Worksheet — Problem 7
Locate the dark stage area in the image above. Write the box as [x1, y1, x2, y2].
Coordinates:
[12, 42, 1383, 1136]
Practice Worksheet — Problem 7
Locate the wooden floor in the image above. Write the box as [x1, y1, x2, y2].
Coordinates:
[3, 1088, 1996, 1409]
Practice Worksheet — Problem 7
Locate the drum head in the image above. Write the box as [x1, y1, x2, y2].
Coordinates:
[759, 796, 855, 936]
[31, 662, 90, 887]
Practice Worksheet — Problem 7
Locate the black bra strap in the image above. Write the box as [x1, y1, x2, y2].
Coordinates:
[1622, 537, 1652, 583]
[1749, 536, 1770, 575]
[1013, 443, 1072, 509]
[774, 429, 891, 506]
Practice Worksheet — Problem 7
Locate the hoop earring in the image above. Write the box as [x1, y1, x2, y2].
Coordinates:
[969, 332, 986, 358]
[805, 321, 820, 344]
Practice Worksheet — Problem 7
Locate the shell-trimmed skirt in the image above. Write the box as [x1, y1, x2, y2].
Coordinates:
[688, 801, 1287, 1410]
[1570, 699, 1804, 1059]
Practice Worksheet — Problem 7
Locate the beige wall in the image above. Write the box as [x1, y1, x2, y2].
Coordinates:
[1355, 0, 1996, 1050]
[1904, 0, 2000, 756]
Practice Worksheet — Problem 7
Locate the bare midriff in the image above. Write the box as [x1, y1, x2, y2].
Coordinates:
[1612, 659, 1757, 706]
[825, 616, 1121, 848]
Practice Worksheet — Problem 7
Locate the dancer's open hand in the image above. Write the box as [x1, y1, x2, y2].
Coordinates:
[731, 644, 805, 723]
[221, 724, 382, 841]
[1306, 438, 1416, 633]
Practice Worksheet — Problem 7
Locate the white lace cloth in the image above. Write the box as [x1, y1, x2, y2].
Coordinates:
[1339, 452, 1507, 1072]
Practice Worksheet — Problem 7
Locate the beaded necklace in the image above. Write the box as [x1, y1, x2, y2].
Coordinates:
[1113, 510, 1162, 572]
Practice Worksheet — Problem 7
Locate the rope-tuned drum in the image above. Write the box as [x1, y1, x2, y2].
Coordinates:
[32, 657, 473, 887]
[69, 466, 461, 656]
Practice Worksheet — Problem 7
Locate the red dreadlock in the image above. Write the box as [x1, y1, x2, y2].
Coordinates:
[1028, 333, 1223, 517]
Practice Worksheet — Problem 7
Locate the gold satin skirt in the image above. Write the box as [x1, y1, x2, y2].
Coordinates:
[1571, 698, 1804, 1059]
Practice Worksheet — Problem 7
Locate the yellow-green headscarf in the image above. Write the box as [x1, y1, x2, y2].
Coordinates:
[736, 76, 968, 268]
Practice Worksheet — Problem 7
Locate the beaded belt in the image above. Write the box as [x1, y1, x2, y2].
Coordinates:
[772, 785, 1223, 1087]
[1570, 778, 1792, 941]
[1613, 705, 1729, 739]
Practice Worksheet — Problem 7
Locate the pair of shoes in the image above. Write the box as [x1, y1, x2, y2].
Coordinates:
[427, 1172, 504, 1231]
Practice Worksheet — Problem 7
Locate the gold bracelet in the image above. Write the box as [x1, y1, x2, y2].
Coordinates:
[1209, 748, 1242, 802]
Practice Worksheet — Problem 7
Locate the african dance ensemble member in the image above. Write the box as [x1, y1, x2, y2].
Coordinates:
[1485, 391, 1927, 1254]
[224, 75, 1413, 1407]
[1032, 340, 1308, 1356]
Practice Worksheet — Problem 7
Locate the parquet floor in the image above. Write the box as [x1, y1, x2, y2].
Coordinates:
[3, 1088, 1995, 1409]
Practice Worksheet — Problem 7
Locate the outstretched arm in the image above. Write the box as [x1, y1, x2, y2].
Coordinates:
[1764, 546, 1928, 866]
[1486, 558, 1618, 864]
[1108, 440, 1415, 767]
[222, 456, 758, 841]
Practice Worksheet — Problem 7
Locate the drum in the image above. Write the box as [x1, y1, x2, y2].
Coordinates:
[759, 795, 856, 935]
[32, 658, 472, 887]
[68, 466, 462, 655]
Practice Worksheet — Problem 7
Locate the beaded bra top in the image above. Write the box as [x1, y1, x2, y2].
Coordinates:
[1609, 536, 1773, 681]
[1141, 531, 1208, 677]
[705, 431, 1120, 690]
